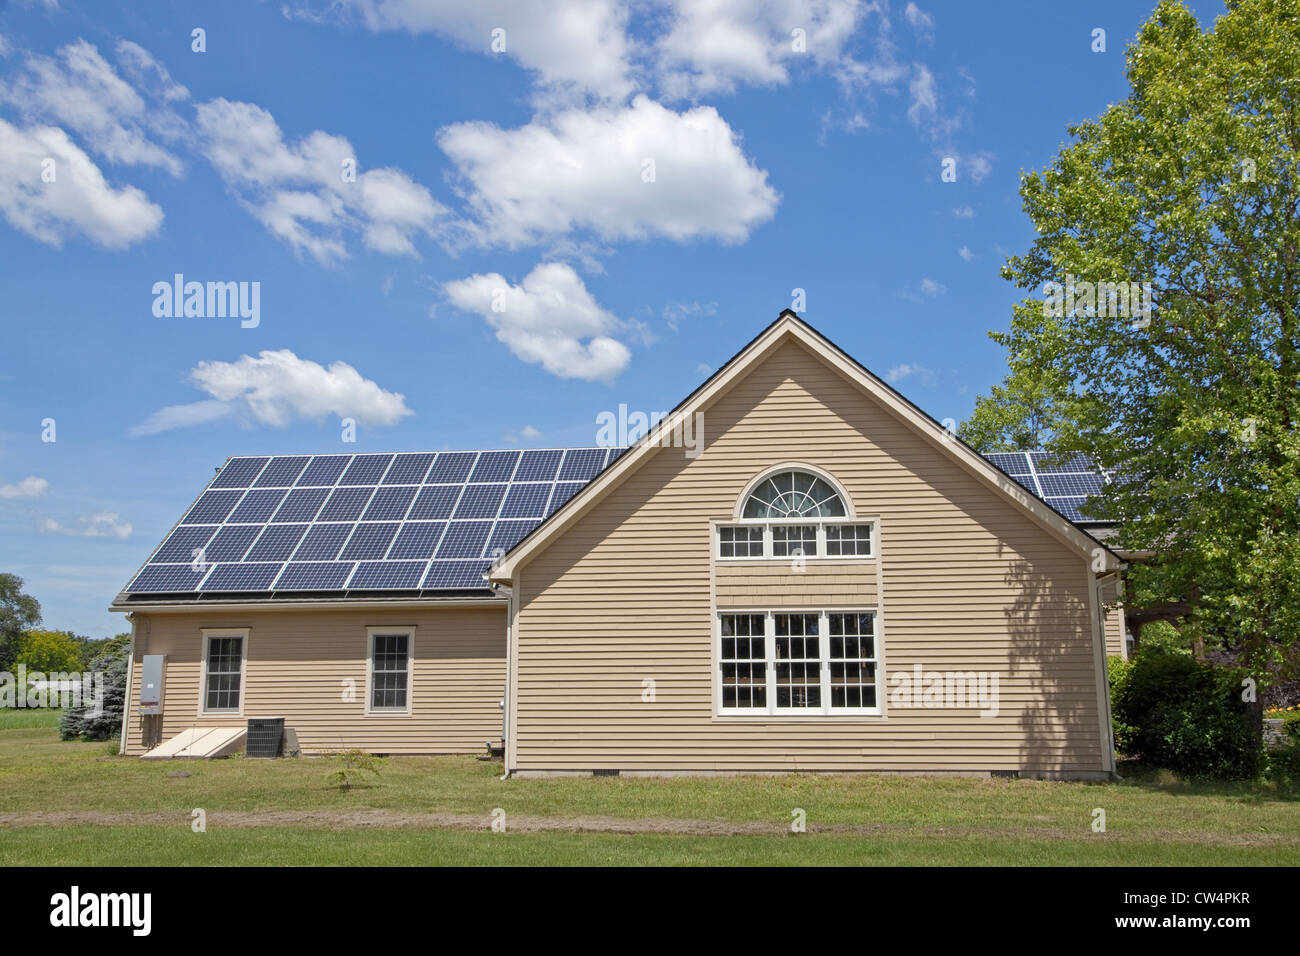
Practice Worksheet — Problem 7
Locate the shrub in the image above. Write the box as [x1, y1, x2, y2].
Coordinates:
[59, 644, 128, 742]
[1107, 655, 1137, 755]
[1111, 650, 1263, 780]
[324, 749, 384, 791]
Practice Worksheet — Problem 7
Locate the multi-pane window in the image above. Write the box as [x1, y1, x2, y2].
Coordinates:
[825, 524, 873, 557]
[771, 525, 818, 558]
[828, 613, 877, 709]
[719, 613, 767, 709]
[718, 525, 764, 558]
[718, 611, 880, 715]
[774, 613, 820, 708]
[369, 632, 411, 713]
[203, 635, 243, 713]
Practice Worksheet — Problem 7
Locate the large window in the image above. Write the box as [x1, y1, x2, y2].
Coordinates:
[367, 629, 413, 714]
[717, 611, 879, 716]
[200, 630, 246, 715]
[721, 467, 874, 561]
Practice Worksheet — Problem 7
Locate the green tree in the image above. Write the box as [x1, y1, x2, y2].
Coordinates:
[959, 362, 1077, 452]
[990, 0, 1300, 684]
[0, 574, 41, 672]
[16, 630, 84, 674]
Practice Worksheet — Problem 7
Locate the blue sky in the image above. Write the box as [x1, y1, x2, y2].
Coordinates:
[0, 0, 1225, 636]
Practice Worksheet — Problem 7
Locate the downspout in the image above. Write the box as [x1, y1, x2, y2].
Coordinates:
[491, 581, 515, 780]
[118, 613, 137, 756]
[1093, 567, 1124, 778]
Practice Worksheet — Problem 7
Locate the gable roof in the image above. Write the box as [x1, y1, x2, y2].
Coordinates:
[490, 311, 1122, 583]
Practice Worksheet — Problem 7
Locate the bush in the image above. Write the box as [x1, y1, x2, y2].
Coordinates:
[59, 644, 128, 743]
[1269, 712, 1300, 783]
[1111, 650, 1263, 780]
[1107, 655, 1137, 755]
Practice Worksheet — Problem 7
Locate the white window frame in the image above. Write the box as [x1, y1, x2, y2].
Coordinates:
[198, 628, 249, 717]
[715, 610, 881, 717]
[716, 518, 877, 562]
[365, 627, 415, 716]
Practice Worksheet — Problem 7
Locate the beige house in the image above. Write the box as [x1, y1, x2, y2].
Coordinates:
[113, 312, 1126, 778]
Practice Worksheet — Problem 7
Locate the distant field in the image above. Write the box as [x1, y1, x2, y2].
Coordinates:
[0, 720, 1296, 866]
[0, 708, 63, 730]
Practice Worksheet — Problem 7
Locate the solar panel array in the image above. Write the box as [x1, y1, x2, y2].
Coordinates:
[983, 451, 1110, 523]
[125, 449, 621, 595]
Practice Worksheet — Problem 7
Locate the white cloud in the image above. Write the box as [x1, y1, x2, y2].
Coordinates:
[335, 0, 634, 103]
[0, 39, 187, 175]
[961, 151, 993, 183]
[520, 425, 542, 440]
[663, 299, 718, 332]
[903, 3, 933, 37]
[443, 261, 632, 382]
[438, 95, 779, 247]
[41, 512, 132, 540]
[0, 118, 164, 248]
[952, 205, 974, 219]
[919, 277, 946, 296]
[957, 245, 974, 261]
[695, 363, 713, 376]
[885, 363, 936, 386]
[0, 476, 48, 498]
[129, 350, 413, 435]
[194, 98, 445, 263]
[906, 63, 936, 126]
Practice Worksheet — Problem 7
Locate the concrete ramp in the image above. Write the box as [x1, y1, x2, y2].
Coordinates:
[142, 727, 246, 760]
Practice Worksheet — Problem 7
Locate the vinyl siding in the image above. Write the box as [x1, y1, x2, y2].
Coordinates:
[1100, 579, 1128, 659]
[123, 605, 505, 755]
[513, 337, 1107, 774]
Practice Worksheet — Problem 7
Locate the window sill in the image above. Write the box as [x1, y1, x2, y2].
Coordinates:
[713, 713, 886, 723]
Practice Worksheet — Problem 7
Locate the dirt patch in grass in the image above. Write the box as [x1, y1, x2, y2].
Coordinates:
[1, 808, 1295, 847]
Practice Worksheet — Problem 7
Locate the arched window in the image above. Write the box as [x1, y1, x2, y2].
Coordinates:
[742, 469, 846, 519]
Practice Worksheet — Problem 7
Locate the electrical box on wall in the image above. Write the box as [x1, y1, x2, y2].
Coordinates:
[139, 654, 165, 715]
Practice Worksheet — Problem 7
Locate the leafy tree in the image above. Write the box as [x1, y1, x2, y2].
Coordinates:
[987, 0, 1300, 685]
[16, 630, 83, 674]
[959, 362, 1077, 451]
[0, 574, 41, 672]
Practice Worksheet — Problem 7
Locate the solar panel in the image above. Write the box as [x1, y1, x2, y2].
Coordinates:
[469, 450, 520, 482]
[128, 564, 211, 592]
[408, 485, 462, 520]
[272, 487, 330, 522]
[340, 454, 393, 485]
[362, 486, 417, 521]
[436, 521, 492, 558]
[202, 526, 261, 562]
[319, 486, 375, 521]
[985, 452, 1031, 476]
[183, 490, 243, 524]
[453, 483, 506, 519]
[349, 561, 426, 590]
[426, 452, 477, 483]
[384, 452, 436, 484]
[558, 448, 606, 481]
[547, 482, 586, 514]
[254, 456, 310, 487]
[296, 455, 350, 486]
[339, 522, 400, 560]
[275, 562, 356, 590]
[515, 449, 563, 481]
[1045, 497, 1089, 522]
[422, 560, 491, 589]
[227, 488, 288, 523]
[294, 523, 353, 561]
[1031, 452, 1097, 474]
[245, 524, 309, 561]
[388, 522, 447, 559]
[1039, 473, 1103, 497]
[154, 525, 218, 562]
[500, 483, 551, 518]
[486, 520, 536, 556]
[212, 457, 268, 488]
[201, 563, 284, 592]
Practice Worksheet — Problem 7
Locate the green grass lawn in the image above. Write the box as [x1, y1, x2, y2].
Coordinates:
[1, 719, 1296, 866]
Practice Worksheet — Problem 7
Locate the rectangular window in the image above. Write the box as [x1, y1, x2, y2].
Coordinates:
[828, 613, 877, 709]
[202, 633, 244, 714]
[718, 525, 764, 558]
[825, 524, 873, 557]
[717, 611, 879, 716]
[368, 631, 412, 714]
[771, 524, 817, 557]
[719, 613, 767, 709]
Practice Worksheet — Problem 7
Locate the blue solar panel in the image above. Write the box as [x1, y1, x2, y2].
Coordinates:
[384, 452, 436, 484]
[275, 562, 355, 590]
[422, 560, 491, 589]
[202, 525, 261, 562]
[500, 483, 551, 518]
[469, 450, 520, 482]
[408, 485, 461, 520]
[486, 520, 535, 556]
[129, 564, 211, 592]
[547, 482, 586, 514]
[985, 452, 1031, 476]
[254, 456, 310, 487]
[201, 563, 284, 592]
[182, 490, 243, 524]
[515, 449, 563, 481]
[427, 452, 477, 483]
[245, 523, 309, 561]
[319, 486, 375, 521]
[1011, 474, 1038, 493]
[339, 522, 400, 560]
[296, 455, 350, 486]
[154, 525, 218, 562]
[558, 448, 606, 481]
[453, 483, 506, 519]
[272, 487, 329, 522]
[362, 485, 417, 521]
[1031, 452, 1097, 474]
[212, 457, 268, 488]
[1046, 497, 1090, 521]
[227, 488, 288, 523]
[340, 454, 393, 485]
[349, 561, 426, 590]
[294, 523, 353, 561]
[436, 521, 492, 558]
[1039, 473, 1103, 497]
[388, 522, 447, 559]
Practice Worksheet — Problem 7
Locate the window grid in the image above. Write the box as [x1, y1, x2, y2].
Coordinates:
[203, 636, 243, 712]
[774, 613, 821, 709]
[772, 524, 817, 558]
[825, 524, 873, 557]
[719, 613, 767, 710]
[828, 613, 877, 709]
[718, 525, 764, 558]
[716, 520, 877, 561]
[369, 633, 411, 712]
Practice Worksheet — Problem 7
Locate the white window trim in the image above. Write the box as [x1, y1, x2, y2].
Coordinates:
[715, 610, 881, 717]
[734, 462, 856, 519]
[365, 626, 415, 717]
[716, 518, 877, 562]
[198, 628, 249, 717]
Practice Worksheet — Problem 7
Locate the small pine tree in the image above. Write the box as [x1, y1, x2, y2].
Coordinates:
[59, 645, 128, 743]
